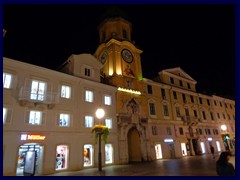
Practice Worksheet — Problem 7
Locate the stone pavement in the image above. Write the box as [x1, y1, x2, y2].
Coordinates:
[46, 154, 235, 176]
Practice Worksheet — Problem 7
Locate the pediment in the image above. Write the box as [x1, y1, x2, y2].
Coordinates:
[161, 67, 196, 82]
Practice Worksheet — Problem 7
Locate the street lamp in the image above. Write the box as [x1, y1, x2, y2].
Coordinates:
[95, 107, 105, 171]
[221, 124, 227, 131]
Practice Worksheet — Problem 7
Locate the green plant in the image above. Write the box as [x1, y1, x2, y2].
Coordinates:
[91, 125, 109, 144]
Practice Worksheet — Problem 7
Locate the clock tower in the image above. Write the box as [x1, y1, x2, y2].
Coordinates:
[95, 8, 150, 164]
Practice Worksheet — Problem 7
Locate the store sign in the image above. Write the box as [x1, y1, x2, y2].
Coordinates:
[164, 139, 173, 142]
[21, 134, 46, 140]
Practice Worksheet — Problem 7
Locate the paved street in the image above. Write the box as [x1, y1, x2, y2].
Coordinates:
[47, 154, 235, 176]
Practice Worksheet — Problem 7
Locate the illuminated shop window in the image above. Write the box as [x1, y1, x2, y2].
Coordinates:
[85, 116, 94, 128]
[29, 111, 42, 125]
[105, 118, 112, 129]
[59, 113, 70, 127]
[61, 85, 71, 99]
[83, 144, 93, 167]
[3, 72, 12, 88]
[105, 144, 113, 164]
[85, 90, 93, 102]
[104, 95, 112, 105]
[155, 144, 162, 159]
[56, 145, 68, 170]
[30, 80, 46, 101]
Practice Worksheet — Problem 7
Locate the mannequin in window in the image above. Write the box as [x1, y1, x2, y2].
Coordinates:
[84, 148, 91, 165]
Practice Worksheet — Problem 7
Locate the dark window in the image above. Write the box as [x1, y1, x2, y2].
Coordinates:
[225, 103, 228, 108]
[163, 105, 169, 116]
[217, 113, 220, 119]
[85, 68, 91, 77]
[149, 103, 156, 115]
[223, 113, 226, 119]
[190, 95, 194, 103]
[176, 107, 181, 117]
[170, 77, 174, 84]
[214, 100, 217, 106]
[199, 97, 202, 104]
[207, 99, 210, 106]
[187, 83, 191, 89]
[220, 102, 222, 107]
[193, 110, 198, 117]
[147, 85, 152, 94]
[228, 114, 231, 120]
[179, 80, 183, 87]
[179, 128, 184, 135]
[210, 112, 214, 121]
[197, 128, 202, 135]
[182, 94, 186, 103]
[161, 88, 166, 99]
[173, 91, 177, 99]
[202, 111, 206, 120]
[152, 126, 158, 135]
[185, 108, 190, 116]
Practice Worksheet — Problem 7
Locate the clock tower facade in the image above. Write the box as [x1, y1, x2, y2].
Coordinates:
[95, 16, 150, 163]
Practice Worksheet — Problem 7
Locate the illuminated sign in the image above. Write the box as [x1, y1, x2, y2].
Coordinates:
[21, 134, 46, 141]
[164, 139, 173, 142]
[207, 138, 213, 141]
[117, 87, 141, 95]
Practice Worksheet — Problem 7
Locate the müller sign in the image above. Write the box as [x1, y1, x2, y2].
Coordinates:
[21, 134, 46, 140]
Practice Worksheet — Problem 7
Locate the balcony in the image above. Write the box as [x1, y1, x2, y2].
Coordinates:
[18, 86, 59, 108]
[181, 116, 199, 126]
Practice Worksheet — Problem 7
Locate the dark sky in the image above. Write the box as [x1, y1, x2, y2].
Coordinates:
[3, 4, 235, 99]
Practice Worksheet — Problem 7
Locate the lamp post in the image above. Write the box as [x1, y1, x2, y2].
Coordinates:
[95, 107, 105, 171]
[220, 124, 230, 151]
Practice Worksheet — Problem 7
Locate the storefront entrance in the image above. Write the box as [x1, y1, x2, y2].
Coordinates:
[16, 143, 43, 176]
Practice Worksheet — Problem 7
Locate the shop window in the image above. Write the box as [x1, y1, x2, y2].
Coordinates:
[56, 145, 68, 170]
[105, 144, 113, 164]
[83, 144, 93, 167]
[61, 85, 71, 99]
[155, 144, 162, 159]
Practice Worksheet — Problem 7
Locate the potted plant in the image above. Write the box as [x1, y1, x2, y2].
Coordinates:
[91, 124, 109, 144]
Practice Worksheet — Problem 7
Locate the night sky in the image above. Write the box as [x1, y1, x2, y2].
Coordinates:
[3, 4, 235, 99]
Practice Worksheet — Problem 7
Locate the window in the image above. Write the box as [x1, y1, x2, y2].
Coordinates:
[30, 80, 46, 101]
[182, 94, 186, 103]
[166, 127, 172, 135]
[105, 144, 113, 164]
[196, 128, 202, 135]
[220, 102, 222, 107]
[170, 77, 174, 84]
[185, 108, 190, 117]
[152, 126, 158, 135]
[202, 111, 206, 120]
[29, 111, 42, 125]
[161, 88, 166, 99]
[3, 107, 7, 124]
[3, 107, 12, 124]
[179, 80, 183, 87]
[163, 105, 169, 116]
[83, 144, 93, 167]
[217, 113, 220, 119]
[149, 103, 156, 115]
[61, 85, 71, 99]
[225, 103, 227, 108]
[122, 29, 127, 39]
[85, 90, 93, 102]
[105, 118, 112, 129]
[59, 113, 70, 127]
[147, 85, 152, 94]
[222, 113, 226, 119]
[85, 68, 91, 77]
[214, 101, 217, 106]
[210, 112, 214, 121]
[56, 145, 68, 170]
[213, 129, 219, 135]
[193, 110, 198, 118]
[104, 95, 112, 106]
[85, 116, 94, 128]
[190, 95, 194, 103]
[3, 72, 12, 88]
[176, 107, 181, 117]
[173, 91, 177, 99]
[179, 127, 184, 135]
[207, 99, 210, 106]
[227, 114, 231, 120]
[230, 104, 232, 109]
[187, 83, 191, 89]
[199, 97, 202, 104]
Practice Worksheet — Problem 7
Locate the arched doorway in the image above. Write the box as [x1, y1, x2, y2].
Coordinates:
[128, 128, 141, 162]
[16, 143, 44, 176]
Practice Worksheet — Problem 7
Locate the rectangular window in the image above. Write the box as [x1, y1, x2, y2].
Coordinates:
[223, 113, 226, 119]
[170, 77, 174, 84]
[179, 80, 183, 87]
[149, 103, 156, 115]
[30, 80, 46, 101]
[105, 144, 113, 164]
[3, 72, 12, 88]
[147, 85, 152, 94]
[56, 145, 68, 170]
[176, 107, 181, 117]
[166, 127, 172, 135]
[185, 108, 190, 117]
[197, 128, 202, 135]
[29, 110, 42, 125]
[61, 85, 71, 99]
[225, 103, 227, 108]
[202, 111, 206, 120]
[161, 88, 166, 99]
[190, 95, 194, 103]
[214, 100, 217, 106]
[182, 94, 186, 103]
[210, 112, 214, 121]
[163, 105, 169, 116]
[105, 118, 112, 129]
[152, 126, 158, 135]
[85, 116, 94, 128]
[217, 112, 220, 119]
[173, 91, 177, 100]
[85, 90, 94, 102]
[85, 68, 91, 77]
[220, 102, 222, 107]
[59, 113, 70, 127]
[187, 83, 191, 89]
[227, 114, 231, 120]
[207, 99, 210, 106]
[179, 127, 184, 135]
[193, 110, 198, 117]
[83, 144, 93, 167]
[3, 107, 7, 124]
[199, 97, 202, 104]
[104, 95, 112, 106]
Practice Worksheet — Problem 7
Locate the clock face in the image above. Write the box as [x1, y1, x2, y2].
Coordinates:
[100, 51, 108, 64]
[121, 49, 133, 63]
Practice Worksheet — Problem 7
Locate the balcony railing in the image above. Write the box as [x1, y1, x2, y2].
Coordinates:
[19, 86, 60, 105]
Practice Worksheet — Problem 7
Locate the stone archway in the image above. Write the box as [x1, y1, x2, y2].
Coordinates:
[128, 128, 141, 162]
